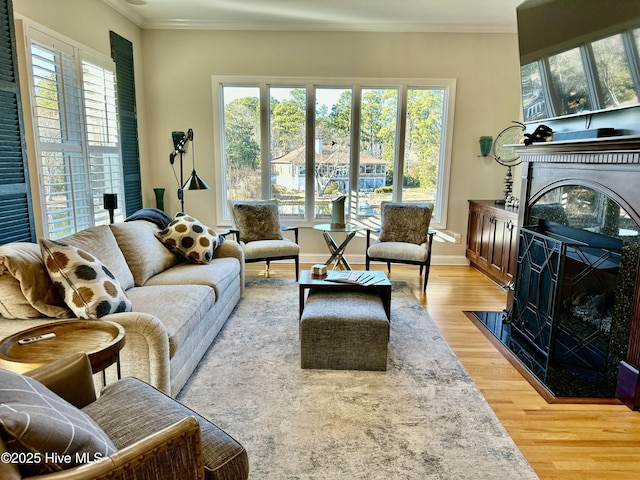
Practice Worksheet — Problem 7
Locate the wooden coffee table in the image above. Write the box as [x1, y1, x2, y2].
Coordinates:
[0, 320, 125, 381]
[299, 270, 392, 320]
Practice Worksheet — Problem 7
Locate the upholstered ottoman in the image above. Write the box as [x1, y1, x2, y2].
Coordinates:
[300, 289, 390, 371]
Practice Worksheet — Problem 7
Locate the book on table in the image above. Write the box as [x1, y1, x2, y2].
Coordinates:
[324, 271, 384, 285]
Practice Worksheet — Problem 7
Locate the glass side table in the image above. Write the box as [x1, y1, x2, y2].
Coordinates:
[313, 223, 363, 270]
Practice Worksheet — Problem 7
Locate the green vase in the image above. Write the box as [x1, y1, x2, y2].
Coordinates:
[153, 188, 165, 212]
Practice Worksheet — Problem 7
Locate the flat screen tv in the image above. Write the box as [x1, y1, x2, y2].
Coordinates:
[517, 0, 640, 131]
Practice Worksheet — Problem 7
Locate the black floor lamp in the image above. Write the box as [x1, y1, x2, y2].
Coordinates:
[169, 128, 210, 212]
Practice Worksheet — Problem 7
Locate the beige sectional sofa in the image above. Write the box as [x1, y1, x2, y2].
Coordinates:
[0, 219, 244, 396]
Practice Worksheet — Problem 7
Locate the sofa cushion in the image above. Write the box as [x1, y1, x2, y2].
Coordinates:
[0, 275, 41, 319]
[0, 243, 69, 319]
[0, 369, 116, 477]
[230, 200, 283, 243]
[125, 285, 215, 357]
[63, 225, 135, 290]
[110, 220, 180, 286]
[144, 257, 241, 301]
[379, 202, 433, 245]
[40, 239, 132, 319]
[156, 213, 224, 265]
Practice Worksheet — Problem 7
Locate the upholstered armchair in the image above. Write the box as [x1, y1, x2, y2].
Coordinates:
[366, 201, 435, 292]
[229, 200, 300, 280]
[0, 353, 248, 480]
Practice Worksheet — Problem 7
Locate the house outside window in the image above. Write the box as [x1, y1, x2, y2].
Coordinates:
[24, 24, 125, 239]
[212, 76, 456, 229]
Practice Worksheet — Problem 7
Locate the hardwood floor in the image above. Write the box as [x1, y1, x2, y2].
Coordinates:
[245, 262, 640, 479]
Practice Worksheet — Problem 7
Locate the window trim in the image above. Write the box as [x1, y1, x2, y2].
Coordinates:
[212, 75, 456, 230]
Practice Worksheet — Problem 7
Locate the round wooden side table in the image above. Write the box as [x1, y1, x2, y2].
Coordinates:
[0, 320, 125, 382]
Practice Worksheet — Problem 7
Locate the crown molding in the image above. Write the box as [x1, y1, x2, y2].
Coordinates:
[141, 19, 517, 33]
[102, 0, 517, 33]
[102, 0, 145, 28]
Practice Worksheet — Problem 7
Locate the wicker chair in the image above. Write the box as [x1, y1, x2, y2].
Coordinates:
[0, 353, 248, 480]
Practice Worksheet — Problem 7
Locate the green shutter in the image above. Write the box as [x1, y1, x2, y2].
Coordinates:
[110, 31, 142, 216]
[0, 0, 35, 244]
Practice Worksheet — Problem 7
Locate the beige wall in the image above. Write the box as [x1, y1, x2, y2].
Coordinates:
[13, 0, 523, 265]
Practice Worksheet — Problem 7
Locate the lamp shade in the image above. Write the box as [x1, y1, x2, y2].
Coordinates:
[172, 131, 186, 150]
[183, 170, 210, 191]
[103, 193, 118, 210]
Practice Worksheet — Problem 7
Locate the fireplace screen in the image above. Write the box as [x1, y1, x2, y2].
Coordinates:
[509, 185, 640, 397]
[511, 220, 626, 397]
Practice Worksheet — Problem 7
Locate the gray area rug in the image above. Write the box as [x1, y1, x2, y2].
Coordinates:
[177, 279, 538, 479]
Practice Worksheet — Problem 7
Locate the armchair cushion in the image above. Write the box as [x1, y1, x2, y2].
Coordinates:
[367, 240, 429, 263]
[242, 238, 300, 260]
[156, 212, 224, 265]
[40, 239, 132, 319]
[84, 377, 249, 480]
[230, 200, 283, 243]
[379, 202, 433, 245]
[0, 368, 116, 477]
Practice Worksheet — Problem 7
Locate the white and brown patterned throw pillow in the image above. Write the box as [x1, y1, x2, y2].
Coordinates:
[379, 202, 433, 245]
[230, 200, 283, 243]
[40, 239, 132, 319]
[155, 212, 223, 264]
[0, 369, 116, 476]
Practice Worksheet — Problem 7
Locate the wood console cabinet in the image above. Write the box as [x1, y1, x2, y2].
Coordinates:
[466, 200, 518, 286]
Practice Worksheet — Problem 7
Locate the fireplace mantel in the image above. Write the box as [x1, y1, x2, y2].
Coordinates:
[515, 136, 640, 228]
[514, 135, 640, 165]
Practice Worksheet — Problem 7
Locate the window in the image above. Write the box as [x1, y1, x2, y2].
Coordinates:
[25, 26, 125, 239]
[213, 77, 456, 229]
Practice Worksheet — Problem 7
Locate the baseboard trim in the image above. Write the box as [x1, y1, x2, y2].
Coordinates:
[298, 254, 469, 266]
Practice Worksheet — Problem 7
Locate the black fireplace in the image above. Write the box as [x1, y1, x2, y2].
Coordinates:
[510, 218, 639, 397]
[473, 137, 640, 402]
[516, 139, 640, 402]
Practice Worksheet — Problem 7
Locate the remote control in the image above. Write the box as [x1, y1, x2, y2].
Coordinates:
[18, 333, 56, 345]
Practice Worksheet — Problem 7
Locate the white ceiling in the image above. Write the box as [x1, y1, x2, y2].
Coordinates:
[103, 0, 523, 32]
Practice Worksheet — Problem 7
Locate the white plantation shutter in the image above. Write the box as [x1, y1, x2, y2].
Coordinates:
[82, 59, 124, 227]
[27, 28, 125, 239]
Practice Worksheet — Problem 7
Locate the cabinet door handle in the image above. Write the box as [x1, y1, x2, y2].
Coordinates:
[506, 220, 514, 231]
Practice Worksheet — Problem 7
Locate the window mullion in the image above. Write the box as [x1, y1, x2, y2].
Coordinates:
[350, 85, 361, 221]
[622, 30, 640, 102]
[395, 85, 408, 202]
[305, 84, 315, 221]
[259, 84, 270, 199]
